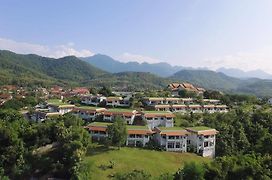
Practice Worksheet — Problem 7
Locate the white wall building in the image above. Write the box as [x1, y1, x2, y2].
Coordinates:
[141, 111, 174, 129]
[126, 126, 153, 147]
[186, 127, 218, 158]
[154, 127, 188, 152]
[72, 107, 106, 121]
[102, 109, 137, 124]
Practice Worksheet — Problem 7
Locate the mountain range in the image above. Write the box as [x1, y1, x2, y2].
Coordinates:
[2, 50, 272, 97]
[81, 54, 186, 77]
[217, 67, 272, 79]
[82, 54, 272, 80]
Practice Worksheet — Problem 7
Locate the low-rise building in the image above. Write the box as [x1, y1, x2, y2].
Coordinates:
[81, 95, 106, 106]
[72, 106, 106, 121]
[171, 104, 187, 113]
[188, 104, 202, 113]
[164, 98, 181, 104]
[86, 122, 110, 141]
[106, 97, 130, 107]
[141, 111, 174, 129]
[30, 111, 62, 122]
[215, 105, 228, 113]
[186, 126, 218, 158]
[126, 125, 153, 147]
[143, 97, 164, 106]
[202, 105, 215, 113]
[202, 99, 220, 104]
[47, 99, 75, 114]
[103, 109, 137, 124]
[154, 104, 171, 111]
[154, 127, 188, 152]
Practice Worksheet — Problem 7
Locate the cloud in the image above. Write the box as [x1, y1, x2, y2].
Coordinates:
[0, 37, 94, 58]
[118, 52, 160, 63]
[202, 46, 272, 74]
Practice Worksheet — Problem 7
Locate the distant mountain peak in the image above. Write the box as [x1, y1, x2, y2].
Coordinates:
[217, 67, 272, 79]
[81, 55, 185, 77]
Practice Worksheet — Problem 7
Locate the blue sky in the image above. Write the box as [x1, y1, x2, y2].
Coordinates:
[1, 0, 272, 72]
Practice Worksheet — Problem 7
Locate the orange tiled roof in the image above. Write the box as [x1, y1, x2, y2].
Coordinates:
[103, 111, 134, 116]
[199, 130, 219, 136]
[144, 113, 175, 118]
[172, 104, 187, 107]
[155, 104, 171, 108]
[203, 105, 215, 108]
[89, 126, 107, 132]
[127, 129, 153, 135]
[161, 131, 188, 136]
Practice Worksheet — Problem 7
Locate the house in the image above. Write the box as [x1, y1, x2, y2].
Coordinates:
[186, 126, 218, 158]
[106, 97, 130, 107]
[215, 105, 228, 113]
[72, 87, 90, 95]
[171, 104, 187, 113]
[81, 95, 106, 106]
[202, 105, 215, 113]
[30, 111, 62, 122]
[202, 99, 220, 104]
[164, 98, 181, 104]
[143, 97, 164, 106]
[188, 104, 202, 113]
[154, 127, 189, 152]
[141, 111, 175, 129]
[47, 99, 75, 114]
[181, 98, 194, 104]
[126, 125, 154, 147]
[167, 83, 205, 96]
[86, 122, 111, 141]
[103, 109, 137, 124]
[154, 104, 171, 111]
[72, 106, 106, 121]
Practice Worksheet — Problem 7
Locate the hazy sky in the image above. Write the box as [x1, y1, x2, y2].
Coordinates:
[1, 0, 272, 73]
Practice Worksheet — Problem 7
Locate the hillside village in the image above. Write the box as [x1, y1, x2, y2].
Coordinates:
[1, 80, 272, 179]
[0, 82, 228, 158]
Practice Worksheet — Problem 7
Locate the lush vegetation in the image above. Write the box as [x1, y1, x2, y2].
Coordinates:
[0, 110, 91, 179]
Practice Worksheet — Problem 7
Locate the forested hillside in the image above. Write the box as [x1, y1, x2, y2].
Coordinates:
[171, 69, 272, 97]
[0, 50, 107, 86]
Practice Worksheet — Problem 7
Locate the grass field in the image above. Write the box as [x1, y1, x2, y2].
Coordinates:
[84, 145, 211, 179]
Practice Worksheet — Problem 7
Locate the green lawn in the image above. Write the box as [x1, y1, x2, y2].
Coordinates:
[84, 145, 211, 179]
[47, 99, 69, 106]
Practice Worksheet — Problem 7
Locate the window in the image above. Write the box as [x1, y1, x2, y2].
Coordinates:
[167, 142, 175, 148]
[187, 140, 191, 144]
[129, 134, 135, 138]
[145, 135, 148, 138]
[204, 135, 209, 138]
[176, 136, 180, 139]
[176, 142, 180, 148]
[162, 135, 166, 139]
[210, 141, 214, 146]
[136, 134, 142, 138]
[204, 141, 209, 147]
[169, 136, 175, 139]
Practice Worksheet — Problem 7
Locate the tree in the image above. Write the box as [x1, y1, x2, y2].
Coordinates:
[107, 117, 127, 149]
[179, 162, 205, 180]
[98, 86, 112, 97]
[114, 170, 151, 180]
